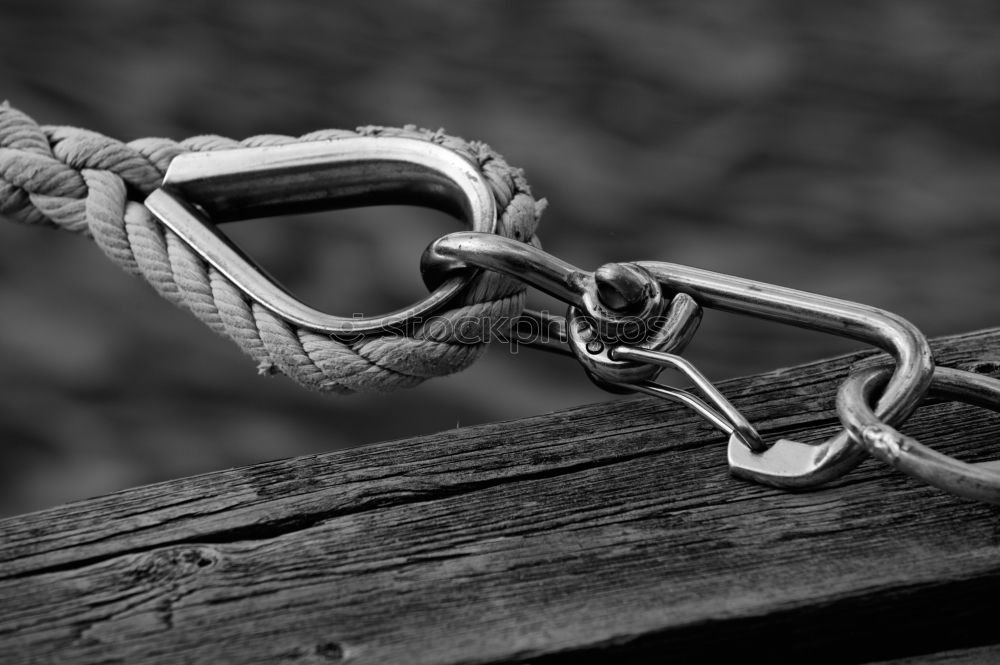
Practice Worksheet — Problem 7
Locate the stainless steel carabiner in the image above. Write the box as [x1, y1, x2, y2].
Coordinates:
[423, 231, 934, 488]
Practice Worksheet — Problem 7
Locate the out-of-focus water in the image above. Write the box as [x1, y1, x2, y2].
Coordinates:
[2, 1, 1000, 515]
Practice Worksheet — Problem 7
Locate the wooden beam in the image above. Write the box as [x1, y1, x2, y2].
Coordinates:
[2, 330, 1000, 664]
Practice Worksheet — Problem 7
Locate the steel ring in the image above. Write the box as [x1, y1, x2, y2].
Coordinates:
[837, 364, 1000, 504]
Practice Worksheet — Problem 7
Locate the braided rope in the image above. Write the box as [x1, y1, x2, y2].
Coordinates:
[0, 103, 545, 393]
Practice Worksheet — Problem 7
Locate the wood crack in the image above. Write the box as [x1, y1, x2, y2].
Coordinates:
[1, 440, 701, 581]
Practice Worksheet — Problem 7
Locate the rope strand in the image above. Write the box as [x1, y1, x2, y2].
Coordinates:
[0, 103, 545, 393]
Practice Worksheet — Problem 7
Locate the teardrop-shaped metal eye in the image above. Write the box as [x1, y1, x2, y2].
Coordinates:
[145, 137, 497, 337]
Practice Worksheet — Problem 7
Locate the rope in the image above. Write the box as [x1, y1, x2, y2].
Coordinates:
[0, 103, 545, 393]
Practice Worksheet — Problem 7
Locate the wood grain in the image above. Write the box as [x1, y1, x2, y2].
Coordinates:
[5, 2, 1000, 519]
[3, 330, 1000, 664]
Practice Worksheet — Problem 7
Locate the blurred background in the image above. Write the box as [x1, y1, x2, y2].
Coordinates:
[2, 1, 1000, 516]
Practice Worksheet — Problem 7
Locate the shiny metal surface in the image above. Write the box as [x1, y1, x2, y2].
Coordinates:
[564, 293, 702, 385]
[611, 347, 764, 452]
[146, 137, 497, 336]
[510, 305, 749, 452]
[424, 232, 765, 453]
[837, 365, 1000, 504]
[424, 232, 934, 487]
[636, 261, 934, 488]
[423, 230, 591, 308]
[423, 232, 699, 345]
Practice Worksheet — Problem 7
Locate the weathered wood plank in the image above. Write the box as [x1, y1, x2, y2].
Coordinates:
[877, 644, 1000, 664]
[2, 330, 1000, 664]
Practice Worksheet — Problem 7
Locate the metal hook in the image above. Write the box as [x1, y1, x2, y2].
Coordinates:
[424, 232, 934, 488]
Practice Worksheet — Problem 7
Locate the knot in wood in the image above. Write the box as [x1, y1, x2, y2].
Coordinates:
[127, 546, 219, 586]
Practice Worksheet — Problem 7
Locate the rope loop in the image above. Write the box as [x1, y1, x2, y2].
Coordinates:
[0, 103, 546, 393]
